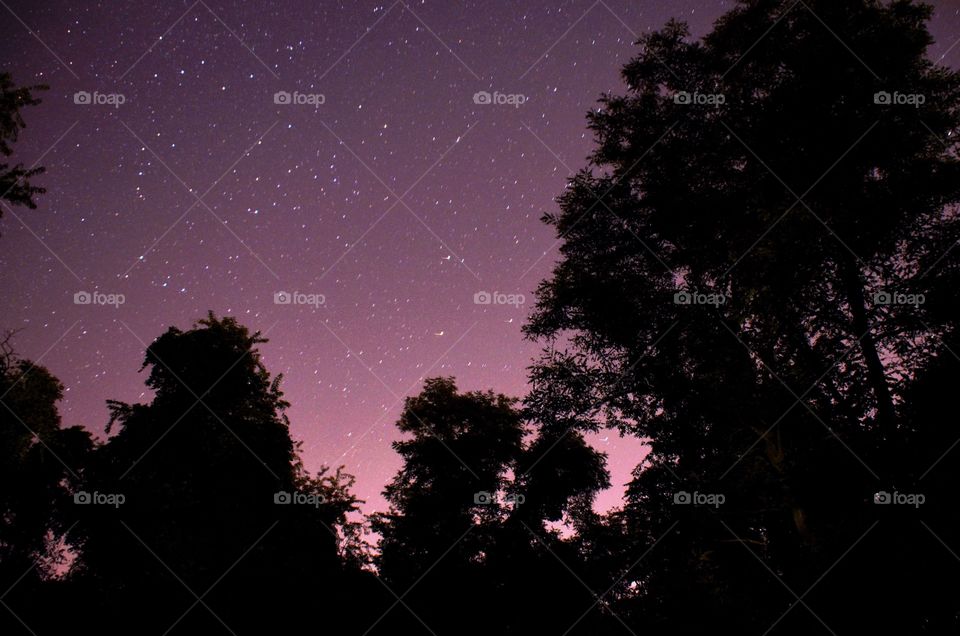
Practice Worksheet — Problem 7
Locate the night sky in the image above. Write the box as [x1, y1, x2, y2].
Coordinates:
[2, 0, 958, 515]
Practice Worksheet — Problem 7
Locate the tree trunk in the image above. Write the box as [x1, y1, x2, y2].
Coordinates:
[840, 256, 896, 429]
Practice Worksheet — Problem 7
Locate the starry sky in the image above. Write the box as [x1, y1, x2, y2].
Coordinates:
[1, 0, 959, 515]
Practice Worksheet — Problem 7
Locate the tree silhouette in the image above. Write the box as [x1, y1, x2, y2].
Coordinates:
[70, 313, 364, 634]
[525, 0, 960, 631]
[0, 73, 46, 212]
[373, 377, 523, 634]
[0, 333, 91, 633]
[375, 376, 617, 634]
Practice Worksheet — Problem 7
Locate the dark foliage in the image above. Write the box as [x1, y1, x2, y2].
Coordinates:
[0, 73, 46, 213]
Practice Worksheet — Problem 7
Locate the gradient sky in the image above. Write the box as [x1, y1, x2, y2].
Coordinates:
[1, 0, 958, 515]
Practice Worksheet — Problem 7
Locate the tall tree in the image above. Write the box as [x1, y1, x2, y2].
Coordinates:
[71, 313, 362, 634]
[525, 0, 960, 631]
[374, 377, 524, 634]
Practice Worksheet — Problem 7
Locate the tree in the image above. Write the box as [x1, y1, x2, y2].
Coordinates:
[71, 313, 362, 634]
[0, 332, 92, 633]
[375, 376, 617, 634]
[0, 73, 46, 212]
[525, 0, 960, 631]
[374, 377, 524, 634]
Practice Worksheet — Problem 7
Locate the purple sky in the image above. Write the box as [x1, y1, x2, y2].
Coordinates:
[2, 0, 958, 515]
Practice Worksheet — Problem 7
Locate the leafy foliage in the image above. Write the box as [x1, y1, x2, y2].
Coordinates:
[0, 73, 46, 211]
